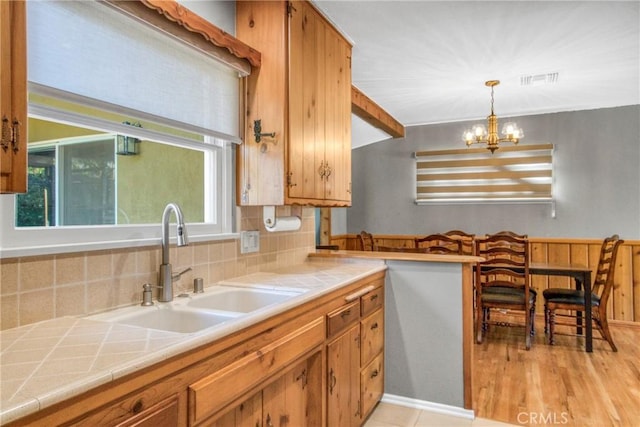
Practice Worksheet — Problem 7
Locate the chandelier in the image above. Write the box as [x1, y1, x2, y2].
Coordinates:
[463, 80, 523, 153]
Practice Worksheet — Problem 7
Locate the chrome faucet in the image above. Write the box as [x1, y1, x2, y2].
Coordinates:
[158, 203, 189, 302]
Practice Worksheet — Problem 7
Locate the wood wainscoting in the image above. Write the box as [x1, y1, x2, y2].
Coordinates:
[330, 234, 640, 324]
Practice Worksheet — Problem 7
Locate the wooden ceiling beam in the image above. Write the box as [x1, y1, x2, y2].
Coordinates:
[351, 85, 405, 138]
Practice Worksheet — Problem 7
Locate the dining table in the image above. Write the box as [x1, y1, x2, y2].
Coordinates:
[528, 262, 594, 352]
[479, 261, 594, 352]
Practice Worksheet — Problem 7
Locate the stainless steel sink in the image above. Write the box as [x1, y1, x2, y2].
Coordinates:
[187, 287, 304, 313]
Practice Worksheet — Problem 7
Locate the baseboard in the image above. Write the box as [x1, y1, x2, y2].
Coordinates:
[381, 393, 475, 420]
[610, 319, 640, 329]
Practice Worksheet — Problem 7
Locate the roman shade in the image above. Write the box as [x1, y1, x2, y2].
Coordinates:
[415, 143, 554, 203]
[27, 0, 241, 143]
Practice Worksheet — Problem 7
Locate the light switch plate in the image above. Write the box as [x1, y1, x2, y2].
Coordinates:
[240, 230, 260, 254]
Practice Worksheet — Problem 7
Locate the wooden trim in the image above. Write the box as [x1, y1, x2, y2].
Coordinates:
[610, 319, 640, 329]
[461, 263, 474, 410]
[351, 85, 405, 138]
[104, 0, 261, 74]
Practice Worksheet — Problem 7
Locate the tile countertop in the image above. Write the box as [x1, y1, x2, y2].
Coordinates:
[0, 258, 386, 425]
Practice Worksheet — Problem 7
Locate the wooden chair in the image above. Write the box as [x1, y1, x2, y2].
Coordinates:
[491, 230, 528, 239]
[414, 234, 463, 255]
[443, 230, 476, 255]
[544, 234, 624, 351]
[475, 234, 535, 350]
[358, 230, 377, 251]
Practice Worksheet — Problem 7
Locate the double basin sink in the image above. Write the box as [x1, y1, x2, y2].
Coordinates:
[89, 285, 306, 334]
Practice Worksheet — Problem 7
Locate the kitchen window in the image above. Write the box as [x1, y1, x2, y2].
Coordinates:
[0, 1, 241, 257]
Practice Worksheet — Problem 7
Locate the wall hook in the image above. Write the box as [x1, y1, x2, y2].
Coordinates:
[254, 120, 276, 143]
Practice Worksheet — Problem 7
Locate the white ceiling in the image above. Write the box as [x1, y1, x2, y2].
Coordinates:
[314, 0, 640, 147]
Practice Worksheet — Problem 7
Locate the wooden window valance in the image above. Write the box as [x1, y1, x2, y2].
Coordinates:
[104, 0, 261, 76]
[415, 143, 554, 204]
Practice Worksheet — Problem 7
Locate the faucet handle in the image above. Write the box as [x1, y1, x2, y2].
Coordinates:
[172, 267, 192, 282]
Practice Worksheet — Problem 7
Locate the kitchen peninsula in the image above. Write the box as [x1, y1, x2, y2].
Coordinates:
[1, 252, 479, 426]
[311, 250, 481, 415]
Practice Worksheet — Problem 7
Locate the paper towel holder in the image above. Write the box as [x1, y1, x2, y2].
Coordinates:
[263, 205, 302, 232]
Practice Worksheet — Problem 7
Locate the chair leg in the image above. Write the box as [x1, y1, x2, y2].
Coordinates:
[548, 308, 555, 345]
[476, 303, 484, 344]
[598, 313, 618, 352]
[525, 311, 531, 350]
[530, 306, 536, 336]
[544, 302, 549, 334]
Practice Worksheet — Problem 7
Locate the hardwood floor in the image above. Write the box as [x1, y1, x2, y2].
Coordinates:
[473, 319, 640, 426]
[365, 320, 639, 426]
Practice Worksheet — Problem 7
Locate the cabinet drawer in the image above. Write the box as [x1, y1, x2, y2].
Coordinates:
[360, 309, 384, 366]
[361, 284, 383, 317]
[188, 317, 325, 425]
[327, 301, 360, 339]
[361, 352, 384, 420]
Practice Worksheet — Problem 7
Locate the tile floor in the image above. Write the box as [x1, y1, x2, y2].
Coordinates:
[364, 402, 517, 427]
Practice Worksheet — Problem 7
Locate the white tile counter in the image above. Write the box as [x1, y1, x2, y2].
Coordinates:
[0, 259, 386, 425]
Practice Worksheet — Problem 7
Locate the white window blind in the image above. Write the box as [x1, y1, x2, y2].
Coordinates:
[27, 0, 240, 143]
[415, 144, 554, 203]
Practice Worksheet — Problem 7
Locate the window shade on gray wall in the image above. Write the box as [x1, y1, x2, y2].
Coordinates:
[27, 0, 240, 142]
[415, 144, 554, 203]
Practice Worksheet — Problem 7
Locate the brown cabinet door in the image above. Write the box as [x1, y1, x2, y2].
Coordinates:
[360, 309, 384, 366]
[322, 23, 352, 204]
[211, 392, 262, 427]
[0, 0, 27, 194]
[327, 324, 360, 427]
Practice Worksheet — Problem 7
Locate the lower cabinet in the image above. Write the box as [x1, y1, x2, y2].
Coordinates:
[188, 318, 325, 425]
[211, 353, 322, 427]
[326, 281, 385, 426]
[327, 324, 361, 426]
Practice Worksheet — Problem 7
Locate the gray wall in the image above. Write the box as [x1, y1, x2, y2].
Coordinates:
[346, 106, 640, 239]
[385, 261, 464, 408]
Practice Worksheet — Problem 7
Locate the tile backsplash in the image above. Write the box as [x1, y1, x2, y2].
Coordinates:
[0, 206, 316, 331]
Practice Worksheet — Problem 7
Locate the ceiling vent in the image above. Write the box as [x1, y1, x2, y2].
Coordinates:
[520, 72, 559, 86]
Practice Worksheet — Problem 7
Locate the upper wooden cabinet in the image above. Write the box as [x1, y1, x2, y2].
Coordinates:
[236, 0, 352, 207]
[0, 0, 27, 194]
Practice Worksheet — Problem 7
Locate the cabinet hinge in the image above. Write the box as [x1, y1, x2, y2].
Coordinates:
[287, 171, 297, 188]
[1, 116, 10, 152]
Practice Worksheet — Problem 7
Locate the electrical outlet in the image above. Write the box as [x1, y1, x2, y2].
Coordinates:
[240, 230, 260, 254]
